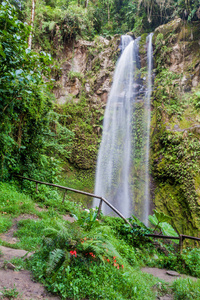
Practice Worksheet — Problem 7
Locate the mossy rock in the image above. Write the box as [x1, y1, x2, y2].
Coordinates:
[139, 33, 148, 52]
[154, 183, 199, 237]
[153, 18, 183, 41]
[138, 33, 148, 68]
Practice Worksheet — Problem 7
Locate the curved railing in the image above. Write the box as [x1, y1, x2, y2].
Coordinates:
[15, 175, 200, 253]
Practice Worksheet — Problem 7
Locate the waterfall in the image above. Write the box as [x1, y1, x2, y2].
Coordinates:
[119, 35, 133, 52]
[143, 33, 153, 224]
[94, 34, 153, 225]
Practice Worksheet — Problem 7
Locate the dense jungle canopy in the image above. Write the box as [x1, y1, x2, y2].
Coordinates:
[1, 0, 200, 181]
[9, 0, 200, 39]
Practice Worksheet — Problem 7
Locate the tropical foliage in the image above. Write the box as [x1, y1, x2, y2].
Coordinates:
[10, 0, 200, 51]
[0, 1, 73, 181]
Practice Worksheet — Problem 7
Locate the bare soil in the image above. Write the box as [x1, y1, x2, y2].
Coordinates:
[142, 267, 180, 283]
[0, 212, 74, 300]
[0, 213, 194, 300]
[141, 267, 197, 283]
[0, 246, 60, 300]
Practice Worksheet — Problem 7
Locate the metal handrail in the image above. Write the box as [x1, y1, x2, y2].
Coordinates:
[15, 175, 132, 227]
[15, 175, 200, 252]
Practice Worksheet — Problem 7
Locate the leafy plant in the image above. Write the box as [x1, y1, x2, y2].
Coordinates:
[74, 208, 100, 230]
[148, 210, 179, 239]
[2, 285, 19, 299]
[172, 278, 200, 299]
[28, 218, 159, 299]
[181, 248, 200, 277]
[0, 1, 64, 181]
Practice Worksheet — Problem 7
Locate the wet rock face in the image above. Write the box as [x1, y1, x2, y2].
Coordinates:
[153, 18, 200, 90]
[53, 36, 119, 106]
[52, 36, 120, 170]
[152, 19, 200, 236]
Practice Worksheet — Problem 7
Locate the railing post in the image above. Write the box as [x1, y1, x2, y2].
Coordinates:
[179, 234, 183, 254]
[62, 190, 67, 204]
[97, 198, 103, 218]
[36, 183, 38, 193]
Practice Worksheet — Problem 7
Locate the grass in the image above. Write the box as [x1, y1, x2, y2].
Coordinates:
[0, 182, 36, 218]
[172, 278, 200, 299]
[58, 166, 95, 207]
[1, 285, 19, 299]
[0, 181, 199, 300]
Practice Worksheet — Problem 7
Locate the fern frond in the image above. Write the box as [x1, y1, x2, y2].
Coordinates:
[46, 248, 65, 274]
[82, 225, 124, 264]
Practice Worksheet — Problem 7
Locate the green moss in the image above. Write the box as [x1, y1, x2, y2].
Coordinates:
[154, 183, 198, 236]
[151, 125, 200, 235]
[151, 63, 200, 235]
[139, 33, 148, 54]
[154, 18, 183, 41]
[55, 95, 103, 170]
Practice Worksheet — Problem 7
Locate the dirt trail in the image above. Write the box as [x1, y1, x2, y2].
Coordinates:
[0, 212, 75, 300]
[0, 246, 60, 300]
[141, 267, 197, 283]
[142, 267, 182, 283]
[0, 213, 195, 300]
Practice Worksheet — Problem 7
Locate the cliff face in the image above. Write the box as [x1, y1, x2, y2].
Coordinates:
[53, 20, 200, 235]
[53, 36, 120, 169]
[151, 19, 200, 236]
[54, 36, 119, 105]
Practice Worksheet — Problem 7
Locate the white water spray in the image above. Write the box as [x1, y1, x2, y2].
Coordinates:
[143, 33, 154, 224]
[94, 34, 153, 224]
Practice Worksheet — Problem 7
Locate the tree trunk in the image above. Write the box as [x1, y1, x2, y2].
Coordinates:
[108, 1, 110, 22]
[85, 0, 89, 7]
[28, 0, 36, 49]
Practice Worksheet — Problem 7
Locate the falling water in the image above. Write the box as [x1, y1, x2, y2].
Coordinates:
[94, 35, 139, 217]
[119, 35, 133, 53]
[94, 34, 153, 224]
[143, 33, 154, 224]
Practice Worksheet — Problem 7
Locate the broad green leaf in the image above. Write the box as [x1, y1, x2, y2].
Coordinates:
[160, 222, 179, 237]
[153, 209, 172, 223]
[195, 91, 200, 98]
[148, 214, 158, 226]
[160, 222, 179, 244]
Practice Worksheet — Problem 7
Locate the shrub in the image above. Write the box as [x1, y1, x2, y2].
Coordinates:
[173, 278, 200, 300]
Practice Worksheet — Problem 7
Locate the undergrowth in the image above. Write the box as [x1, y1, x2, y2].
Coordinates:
[172, 278, 200, 299]
[0, 182, 199, 300]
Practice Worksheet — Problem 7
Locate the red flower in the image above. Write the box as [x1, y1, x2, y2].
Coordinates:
[121, 265, 124, 269]
[106, 259, 110, 262]
[89, 252, 95, 258]
[70, 250, 77, 257]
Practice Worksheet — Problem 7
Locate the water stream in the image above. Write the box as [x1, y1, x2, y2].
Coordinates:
[94, 34, 153, 225]
[143, 33, 154, 224]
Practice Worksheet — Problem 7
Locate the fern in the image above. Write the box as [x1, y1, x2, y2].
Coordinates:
[82, 226, 124, 264]
[46, 248, 65, 274]
[43, 221, 84, 250]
